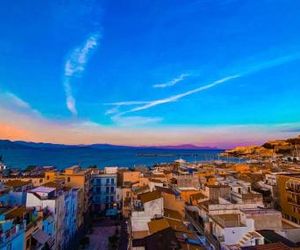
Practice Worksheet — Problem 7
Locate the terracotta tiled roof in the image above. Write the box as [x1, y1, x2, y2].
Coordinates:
[138, 190, 161, 204]
[155, 186, 178, 195]
[132, 185, 150, 194]
[190, 192, 207, 201]
[148, 218, 170, 234]
[166, 218, 189, 233]
[164, 209, 182, 220]
[5, 180, 31, 187]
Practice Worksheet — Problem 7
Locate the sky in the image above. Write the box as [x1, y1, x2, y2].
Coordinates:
[0, 0, 300, 148]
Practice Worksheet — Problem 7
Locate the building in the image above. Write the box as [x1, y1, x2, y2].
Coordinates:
[0, 207, 25, 250]
[130, 190, 164, 240]
[91, 170, 117, 213]
[4, 180, 33, 206]
[277, 173, 300, 225]
[44, 165, 92, 231]
[26, 186, 65, 249]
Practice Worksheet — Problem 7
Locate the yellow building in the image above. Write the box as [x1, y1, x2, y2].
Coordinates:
[44, 165, 92, 228]
[277, 173, 300, 225]
[121, 171, 141, 185]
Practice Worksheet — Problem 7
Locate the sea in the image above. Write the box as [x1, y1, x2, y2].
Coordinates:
[0, 147, 228, 169]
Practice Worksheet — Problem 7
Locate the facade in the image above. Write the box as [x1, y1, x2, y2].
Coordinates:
[0, 208, 25, 250]
[91, 172, 117, 212]
[277, 174, 300, 225]
[130, 190, 164, 239]
[5, 180, 33, 206]
[26, 186, 65, 250]
[62, 187, 78, 249]
[44, 165, 92, 231]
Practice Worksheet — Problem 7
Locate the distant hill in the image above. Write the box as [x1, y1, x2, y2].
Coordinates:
[222, 135, 300, 158]
[0, 139, 221, 150]
[152, 144, 220, 150]
[0, 140, 31, 149]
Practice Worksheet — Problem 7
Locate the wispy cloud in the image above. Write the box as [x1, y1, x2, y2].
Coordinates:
[63, 33, 100, 115]
[1, 88, 299, 147]
[120, 74, 240, 115]
[105, 101, 151, 106]
[107, 53, 300, 119]
[153, 73, 189, 88]
[0, 92, 41, 116]
[111, 115, 162, 127]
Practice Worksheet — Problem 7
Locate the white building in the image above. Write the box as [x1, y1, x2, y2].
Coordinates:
[26, 186, 65, 250]
[130, 190, 164, 239]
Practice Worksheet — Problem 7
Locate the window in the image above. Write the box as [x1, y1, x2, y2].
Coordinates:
[97, 179, 101, 185]
[106, 187, 109, 193]
[111, 187, 114, 193]
[67, 177, 70, 182]
[96, 187, 101, 194]
[110, 196, 114, 202]
[106, 178, 110, 184]
[111, 178, 115, 184]
[106, 196, 109, 203]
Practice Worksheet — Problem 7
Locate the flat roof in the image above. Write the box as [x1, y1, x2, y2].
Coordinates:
[31, 186, 56, 193]
[210, 213, 245, 228]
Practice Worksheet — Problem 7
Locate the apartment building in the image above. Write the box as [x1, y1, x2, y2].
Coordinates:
[26, 186, 65, 250]
[91, 171, 117, 213]
[277, 173, 300, 225]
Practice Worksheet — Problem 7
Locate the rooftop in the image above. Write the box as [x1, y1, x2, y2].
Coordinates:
[31, 186, 56, 194]
[5, 180, 31, 188]
[138, 190, 161, 204]
[210, 213, 245, 228]
[164, 208, 182, 220]
[241, 208, 281, 215]
[6, 207, 27, 219]
[148, 218, 170, 234]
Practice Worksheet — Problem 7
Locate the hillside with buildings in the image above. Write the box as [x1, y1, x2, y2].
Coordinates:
[221, 135, 300, 160]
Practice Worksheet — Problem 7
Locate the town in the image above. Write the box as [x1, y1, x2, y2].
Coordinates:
[0, 141, 300, 250]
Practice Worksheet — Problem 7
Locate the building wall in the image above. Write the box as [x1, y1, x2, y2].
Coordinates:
[92, 174, 117, 212]
[131, 198, 163, 233]
[177, 175, 200, 189]
[277, 175, 300, 225]
[0, 228, 25, 250]
[63, 188, 78, 249]
[123, 171, 141, 184]
[161, 192, 185, 216]
[8, 191, 26, 206]
[26, 192, 65, 250]
[180, 189, 201, 203]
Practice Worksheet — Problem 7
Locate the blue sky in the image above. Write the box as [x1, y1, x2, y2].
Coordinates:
[0, 0, 300, 147]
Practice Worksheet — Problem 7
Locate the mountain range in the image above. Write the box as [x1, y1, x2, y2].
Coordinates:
[0, 139, 221, 151]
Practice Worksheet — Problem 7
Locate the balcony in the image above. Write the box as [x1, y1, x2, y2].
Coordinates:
[286, 180, 300, 193]
[287, 198, 300, 207]
[0, 223, 25, 245]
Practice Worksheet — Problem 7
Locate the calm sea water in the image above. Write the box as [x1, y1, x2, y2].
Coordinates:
[0, 147, 225, 169]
